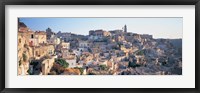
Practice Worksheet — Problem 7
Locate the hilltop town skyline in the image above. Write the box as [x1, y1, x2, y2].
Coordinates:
[19, 18, 183, 39]
[18, 18, 182, 75]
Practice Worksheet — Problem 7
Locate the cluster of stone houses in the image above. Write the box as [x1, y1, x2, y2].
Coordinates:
[18, 22, 57, 75]
[18, 22, 182, 75]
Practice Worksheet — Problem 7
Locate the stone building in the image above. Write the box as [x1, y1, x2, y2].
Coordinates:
[64, 53, 77, 68]
[19, 30, 47, 47]
[18, 31, 34, 75]
[48, 35, 61, 45]
[89, 29, 111, 37]
[80, 52, 93, 64]
[109, 29, 123, 36]
[42, 55, 57, 75]
[35, 31, 47, 44]
[18, 31, 38, 47]
[60, 41, 70, 49]
[57, 32, 72, 42]
[34, 44, 55, 59]
[79, 41, 89, 48]
[123, 25, 127, 32]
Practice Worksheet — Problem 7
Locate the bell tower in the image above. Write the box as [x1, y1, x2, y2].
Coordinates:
[124, 25, 127, 32]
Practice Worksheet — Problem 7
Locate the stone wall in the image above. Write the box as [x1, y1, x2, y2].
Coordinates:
[18, 33, 34, 75]
[42, 56, 56, 75]
[34, 45, 55, 59]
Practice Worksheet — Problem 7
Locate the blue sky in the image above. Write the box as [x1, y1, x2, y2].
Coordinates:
[19, 17, 182, 39]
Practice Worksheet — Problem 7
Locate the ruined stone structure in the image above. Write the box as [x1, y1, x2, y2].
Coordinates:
[42, 56, 57, 75]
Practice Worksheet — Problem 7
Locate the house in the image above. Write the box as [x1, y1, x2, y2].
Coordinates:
[48, 35, 61, 45]
[35, 31, 47, 44]
[79, 41, 89, 48]
[64, 53, 77, 68]
[58, 41, 70, 50]
[89, 29, 111, 37]
[34, 44, 55, 59]
[41, 55, 57, 75]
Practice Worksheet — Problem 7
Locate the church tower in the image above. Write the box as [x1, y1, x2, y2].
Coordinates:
[124, 25, 127, 32]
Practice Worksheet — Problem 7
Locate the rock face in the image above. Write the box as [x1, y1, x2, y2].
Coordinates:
[18, 33, 34, 75]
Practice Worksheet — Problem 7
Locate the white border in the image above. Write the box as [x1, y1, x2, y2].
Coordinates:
[5, 5, 195, 88]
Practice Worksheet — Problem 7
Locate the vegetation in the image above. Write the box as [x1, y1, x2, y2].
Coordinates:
[55, 58, 69, 68]
[22, 53, 27, 62]
[74, 67, 84, 75]
[112, 45, 120, 50]
[162, 61, 167, 66]
[124, 57, 129, 61]
[117, 43, 122, 49]
[27, 69, 33, 75]
[128, 62, 141, 68]
[68, 49, 73, 52]
[51, 63, 65, 74]
[88, 47, 92, 53]
[136, 50, 144, 55]
[19, 59, 22, 66]
[100, 65, 108, 70]
[24, 44, 28, 48]
[30, 61, 39, 68]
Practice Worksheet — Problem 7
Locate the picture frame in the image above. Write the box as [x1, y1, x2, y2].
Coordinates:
[0, 0, 199, 93]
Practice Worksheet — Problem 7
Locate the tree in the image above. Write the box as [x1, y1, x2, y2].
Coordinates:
[128, 61, 140, 68]
[100, 65, 107, 70]
[74, 67, 84, 75]
[27, 69, 33, 75]
[55, 58, 69, 68]
[52, 63, 65, 74]
[136, 50, 144, 55]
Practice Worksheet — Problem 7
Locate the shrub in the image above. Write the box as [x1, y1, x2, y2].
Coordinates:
[27, 69, 33, 75]
[55, 58, 69, 68]
[128, 62, 141, 68]
[136, 50, 144, 55]
[19, 59, 22, 66]
[24, 44, 28, 48]
[22, 53, 27, 62]
[100, 65, 107, 70]
[74, 67, 84, 75]
[51, 63, 65, 74]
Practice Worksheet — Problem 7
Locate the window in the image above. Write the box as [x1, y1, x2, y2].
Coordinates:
[31, 34, 34, 38]
[19, 39, 21, 43]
